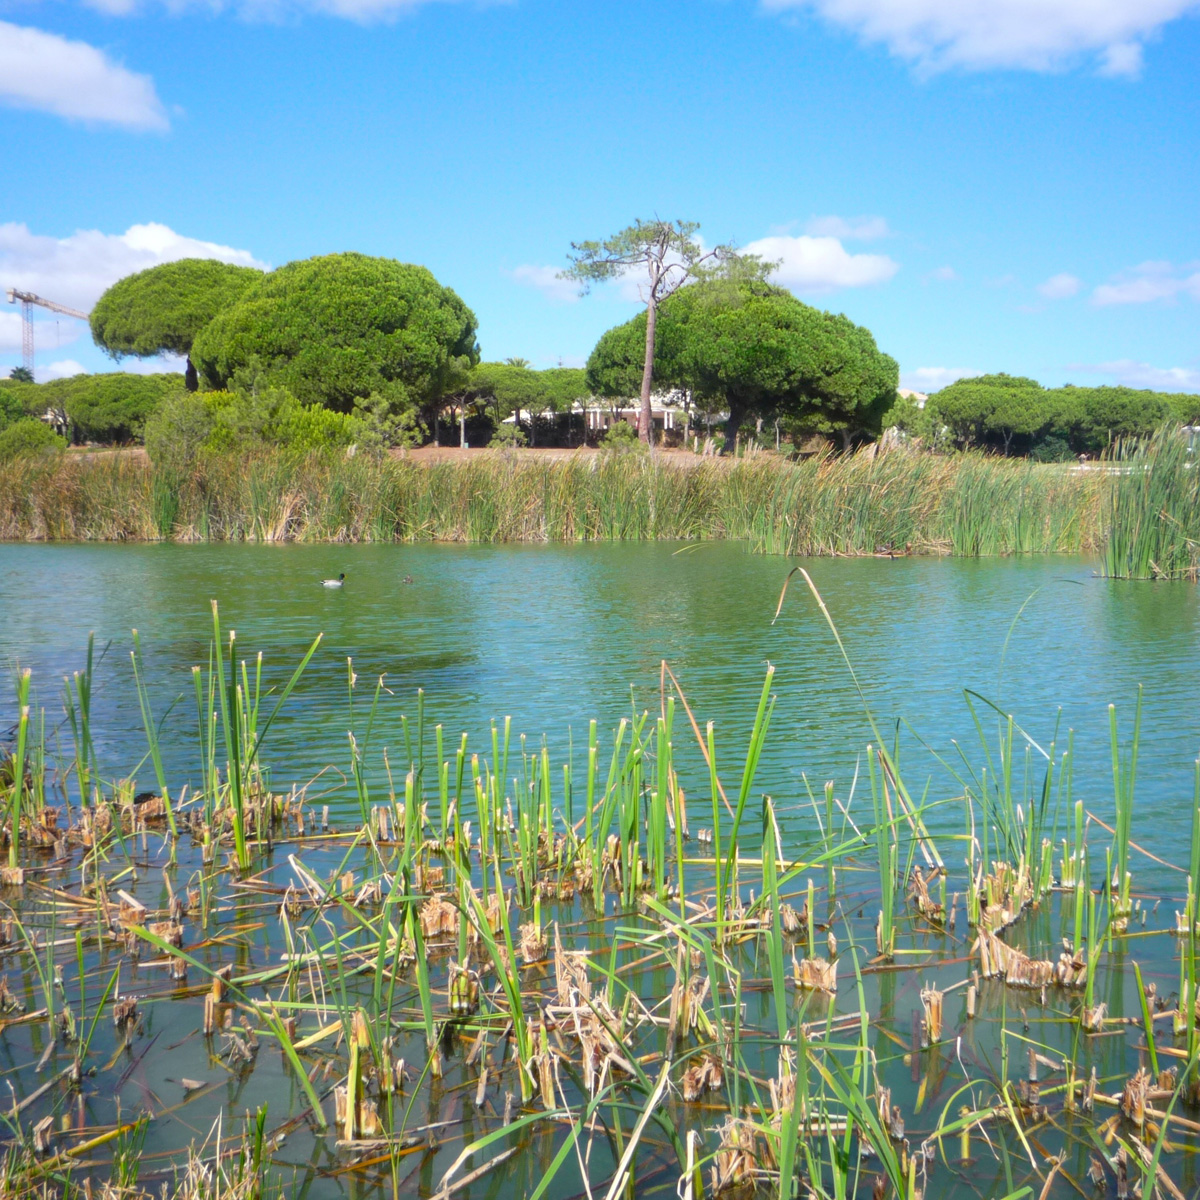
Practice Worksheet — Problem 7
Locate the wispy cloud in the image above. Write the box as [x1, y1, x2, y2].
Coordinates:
[83, 0, 504, 22]
[924, 265, 958, 283]
[1075, 359, 1200, 391]
[760, 0, 1199, 76]
[803, 215, 891, 241]
[1037, 272, 1082, 299]
[509, 264, 580, 305]
[900, 366, 982, 391]
[0, 22, 167, 130]
[1091, 260, 1200, 306]
[41, 359, 87, 382]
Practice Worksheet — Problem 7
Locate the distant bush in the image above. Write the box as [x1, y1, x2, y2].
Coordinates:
[926, 376, 1200, 456]
[0, 418, 64, 461]
[0, 373, 184, 443]
[0, 386, 26, 433]
[143, 392, 216, 472]
[1029, 434, 1075, 463]
[599, 420, 643, 451]
[489, 423, 528, 449]
[145, 385, 365, 470]
[59, 373, 183, 442]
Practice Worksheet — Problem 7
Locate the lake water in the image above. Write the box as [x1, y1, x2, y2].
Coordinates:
[3, 539, 1200, 1200]
[2, 540, 1198, 892]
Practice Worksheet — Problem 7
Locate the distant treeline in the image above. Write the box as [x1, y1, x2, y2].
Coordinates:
[890, 373, 1200, 459]
[0, 372, 181, 445]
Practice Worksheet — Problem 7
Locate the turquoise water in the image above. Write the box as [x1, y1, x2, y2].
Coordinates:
[1, 541, 1198, 888]
[2, 541, 1200, 1200]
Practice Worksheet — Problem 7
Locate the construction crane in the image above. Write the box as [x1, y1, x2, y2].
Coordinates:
[6, 289, 90, 376]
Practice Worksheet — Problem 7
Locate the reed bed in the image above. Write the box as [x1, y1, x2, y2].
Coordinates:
[0, 448, 1109, 557]
[0, 584, 1196, 1200]
[1101, 428, 1200, 579]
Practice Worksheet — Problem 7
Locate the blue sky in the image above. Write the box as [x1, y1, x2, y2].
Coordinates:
[2, 0, 1198, 392]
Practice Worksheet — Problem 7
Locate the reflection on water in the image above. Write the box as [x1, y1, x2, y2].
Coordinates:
[2, 541, 1198, 889]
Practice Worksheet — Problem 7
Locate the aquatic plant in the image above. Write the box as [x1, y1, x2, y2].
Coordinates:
[0, 444, 1110, 559]
[0, 584, 1194, 1200]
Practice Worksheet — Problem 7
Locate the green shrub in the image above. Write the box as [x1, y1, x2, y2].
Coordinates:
[351, 392, 424, 449]
[279, 403, 362, 451]
[0, 418, 64, 461]
[0, 373, 184, 443]
[58, 373, 183, 442]
[1029, 434, 1074, 463]
[144, 386, 366, 469]
[599, 420, 642, 451]
[0, 387, 25, 433]
[143, 392, 216, 472]
[489, 422, 528, 448]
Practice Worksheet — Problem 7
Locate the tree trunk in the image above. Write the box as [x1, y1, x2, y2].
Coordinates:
[721, 402, 746, 455]
[639, 295, 657, 447]
[840, 428, 853, 453]
[184, 356, 198, 392]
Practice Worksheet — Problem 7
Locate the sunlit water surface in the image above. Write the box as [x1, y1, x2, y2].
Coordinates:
[1, 542, 1199, 1200]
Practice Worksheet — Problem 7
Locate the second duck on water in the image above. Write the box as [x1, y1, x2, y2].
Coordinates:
[322, 573, 346, 587]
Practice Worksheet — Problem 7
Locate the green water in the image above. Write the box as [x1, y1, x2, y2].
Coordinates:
[2, 542, 1200, 1200]
[2, 542, 1198, 888]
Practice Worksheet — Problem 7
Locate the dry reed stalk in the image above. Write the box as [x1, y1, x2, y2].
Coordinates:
[711, 1116, 761, 1195]
[681, 1053, 724, 1101]
[909, 866, 946, 922]
[793, 952, 837, 994]
[920, 985, 944, 1046]
[975, 928, 1087, 989]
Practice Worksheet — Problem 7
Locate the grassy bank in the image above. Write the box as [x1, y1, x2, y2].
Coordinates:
[0, 447, 1110, 556]
[0, 597, 1196, 1200]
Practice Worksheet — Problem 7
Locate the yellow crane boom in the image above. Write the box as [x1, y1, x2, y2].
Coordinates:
[6, 288, 90, 376]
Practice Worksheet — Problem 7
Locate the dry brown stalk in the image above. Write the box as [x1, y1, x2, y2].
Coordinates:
[909, 866, 946, 923]
[793, 952, 837, 995]
[920, 984, 943, 1047]
[681, 1052, 723, 1102]
[711, 1115, 761, 1195]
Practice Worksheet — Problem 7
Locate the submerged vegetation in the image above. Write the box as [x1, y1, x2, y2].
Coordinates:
[0, 584, 1198, 1199]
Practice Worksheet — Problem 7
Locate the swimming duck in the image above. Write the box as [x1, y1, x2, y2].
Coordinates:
[322, 573, 346, 587]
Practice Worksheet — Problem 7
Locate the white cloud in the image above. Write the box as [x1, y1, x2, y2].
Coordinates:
[0, 22, 167, 130]
[1083, 359, 1200, 391]
[761, 0, 1200, 76]
[925, 265, 958, 282]
[1037, 272, 1082, 299]
[1091, 260, 1200, 306]
[509, 264, 580, 304]
[803, 215, 891, 241]
[0, 312, 24, 352]
[744, 234, 899, 293]
[119, 352, 188, 374]
[901, 366, 982, 391]
[41, 360, 87, 382]
[0, 222, 266, 315]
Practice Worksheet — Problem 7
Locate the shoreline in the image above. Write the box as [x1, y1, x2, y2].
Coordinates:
[0, 447, 1108, 557]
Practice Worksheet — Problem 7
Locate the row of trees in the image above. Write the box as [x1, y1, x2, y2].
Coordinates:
[896, 374, 1200, 457]
[75, 221, 899, 454]
[21, 218, 1192, 460]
